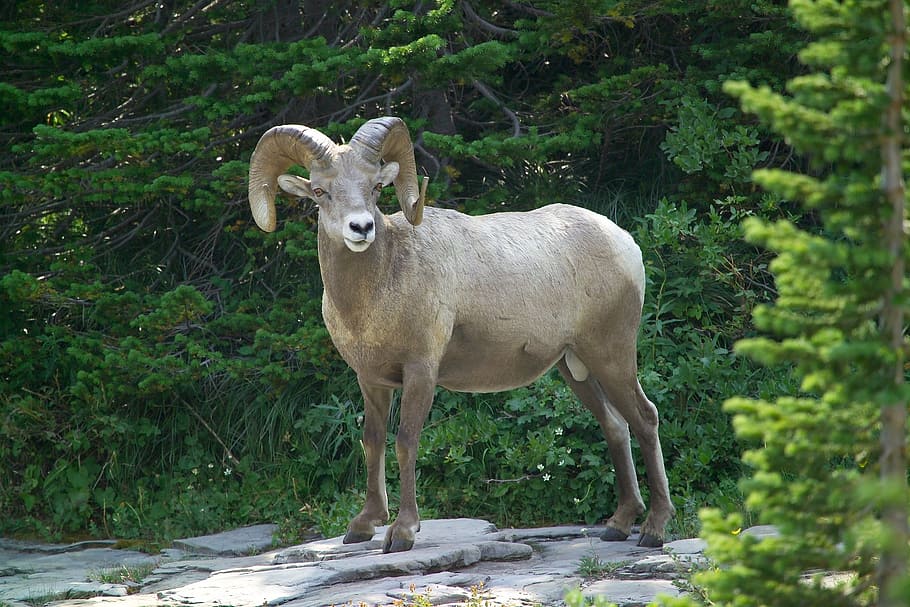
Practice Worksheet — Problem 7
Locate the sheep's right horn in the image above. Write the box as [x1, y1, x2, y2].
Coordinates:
[248, 125, 336, 232]
[349, 117, 427, 226]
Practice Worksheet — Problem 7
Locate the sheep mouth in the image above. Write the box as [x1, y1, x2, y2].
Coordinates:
[344, 237, 372, 253]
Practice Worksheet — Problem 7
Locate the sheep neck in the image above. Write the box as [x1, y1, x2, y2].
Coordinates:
[317, 213, 392, 320]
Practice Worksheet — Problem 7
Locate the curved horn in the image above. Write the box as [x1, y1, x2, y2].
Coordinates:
[349, 117, 428, 226]
[248, 125, 337, 232]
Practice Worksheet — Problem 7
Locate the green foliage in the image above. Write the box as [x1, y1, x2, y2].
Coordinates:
[418, 373, 620, 527]
[389, 582, 494, 607]
[0, 0, 810, 545]
[634, 197, 798, 538]
[577, 554, 631, 580]
[563, 587, 617, 607]
[665, 1, 910, 606]
[661, 97, 768, 190]
[90, 563, 157, 585]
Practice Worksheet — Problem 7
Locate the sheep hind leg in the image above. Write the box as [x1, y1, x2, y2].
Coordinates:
[556, 358, 645, 542]
[594, 367, 675, 548]
[344, 381, 393, 545]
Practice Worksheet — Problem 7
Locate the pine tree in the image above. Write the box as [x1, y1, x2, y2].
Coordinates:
[663, 1, 909, 605]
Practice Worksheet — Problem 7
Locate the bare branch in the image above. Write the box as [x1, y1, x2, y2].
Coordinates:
[325, 78, 414, 123]
[183, 399, 242, 467]
[472, 80, 521, 137]
[503, 1, 554, 18]
[341, 5, 390, 49]
[57, 0, 159, 36]
[413, 140, 441, 176]
[462, 1, 518, 39]
[162, 0, 231, 36]
[483, 474, 540, 484]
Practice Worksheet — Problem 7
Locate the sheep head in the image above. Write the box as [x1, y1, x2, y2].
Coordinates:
[247, 117, 428, 252]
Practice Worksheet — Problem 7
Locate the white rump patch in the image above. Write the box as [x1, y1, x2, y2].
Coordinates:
[565, 349, 589, 382]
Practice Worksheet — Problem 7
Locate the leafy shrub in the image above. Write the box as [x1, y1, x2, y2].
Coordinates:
[418, 372, 618, 527]
[661, 96, 768, 190]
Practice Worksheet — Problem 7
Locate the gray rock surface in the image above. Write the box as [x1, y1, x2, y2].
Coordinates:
[0, 539, 161, 605]
[0, 519, 717, 607]
[172, 524, 279, 557]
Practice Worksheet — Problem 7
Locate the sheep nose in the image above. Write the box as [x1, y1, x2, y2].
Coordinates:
[349, 219, 374, 235]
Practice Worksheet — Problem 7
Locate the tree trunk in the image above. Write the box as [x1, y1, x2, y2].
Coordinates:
[877, 1, 908, 605]
[252, 0, 304, 43]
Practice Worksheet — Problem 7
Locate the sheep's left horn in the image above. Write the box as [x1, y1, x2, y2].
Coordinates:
[350, 117, 427, 226]
[248, 125, 336, 232]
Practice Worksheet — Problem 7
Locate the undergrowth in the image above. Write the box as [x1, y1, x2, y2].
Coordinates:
[1, 196, 793, 544]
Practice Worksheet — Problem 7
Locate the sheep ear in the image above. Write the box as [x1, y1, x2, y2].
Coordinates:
[379, 161, 399, 186]
[277, 174, 317, 200]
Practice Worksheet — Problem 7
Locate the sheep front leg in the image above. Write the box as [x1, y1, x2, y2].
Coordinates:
[344, 381, 393, 544]
[384, 362, 437, 553]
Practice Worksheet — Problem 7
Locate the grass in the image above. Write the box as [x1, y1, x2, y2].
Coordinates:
[13, 563, 158, 607]
[384, 582, 497, 607]
[90, 562, 157, 586]
[577, 554, 632, 580]
[563, 588, 617, 607]
[668, 550, 717, 603]
[21, 589, 97, 607]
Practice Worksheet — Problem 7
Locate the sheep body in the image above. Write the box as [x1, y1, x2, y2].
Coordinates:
[321, 204, 644, 394]
[247, 117, 674, 554]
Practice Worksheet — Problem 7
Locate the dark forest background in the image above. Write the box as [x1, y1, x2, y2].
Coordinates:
[1, 0, 807, 543]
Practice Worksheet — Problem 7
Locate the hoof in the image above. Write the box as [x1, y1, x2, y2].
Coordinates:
[600, 527, 630, 542]
[343, 530, 374, 544]
[383, 536, 414, 553]
[637, 533, 663, 548]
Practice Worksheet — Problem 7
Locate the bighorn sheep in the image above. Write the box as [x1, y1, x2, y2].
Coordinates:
[247, 116, 675, 553]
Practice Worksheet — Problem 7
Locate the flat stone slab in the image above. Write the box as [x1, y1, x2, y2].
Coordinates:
[742, 524, 780, 540]
[172, 523, 279, 556]
[0, 519, 743, 607]
[274, 518, 498, 563]
[0, 540, 160, 602]
[160, 519, 531, 605]
[663, 537, 708, 554]
[583, 578, 682, 604]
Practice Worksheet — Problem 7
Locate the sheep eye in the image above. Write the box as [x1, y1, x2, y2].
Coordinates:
[312, 187, 325, 197]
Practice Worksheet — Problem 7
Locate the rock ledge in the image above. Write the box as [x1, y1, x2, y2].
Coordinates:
[0, 519, 713, 607]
